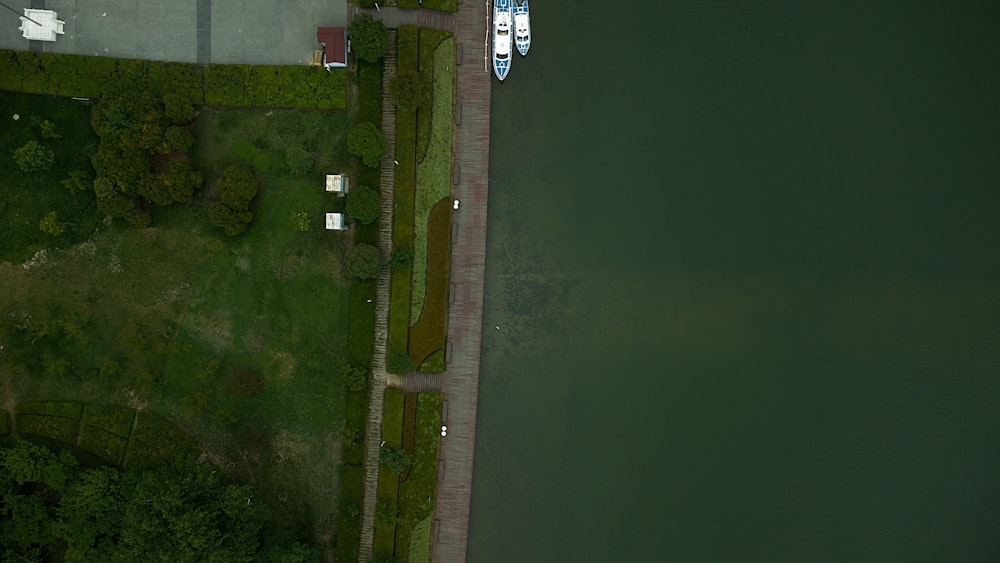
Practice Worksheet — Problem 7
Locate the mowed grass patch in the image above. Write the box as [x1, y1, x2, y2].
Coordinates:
[0, 104, 354, 545]
[0, 92, 99, 264]
[395, 392, 442, 561]
[409, 199, 451, 368]
[411, 38, 455, 326]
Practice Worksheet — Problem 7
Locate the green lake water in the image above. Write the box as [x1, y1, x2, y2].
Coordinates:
[468, 1, 1000, 561]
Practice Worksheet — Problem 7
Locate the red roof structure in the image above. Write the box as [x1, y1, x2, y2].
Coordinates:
[317, 27, 348, 68]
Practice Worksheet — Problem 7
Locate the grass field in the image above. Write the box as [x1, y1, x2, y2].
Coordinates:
[0, 96, 355, 546]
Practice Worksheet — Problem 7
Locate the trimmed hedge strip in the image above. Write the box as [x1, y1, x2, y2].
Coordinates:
[132, 411, 198, 462]
[17, 414, 79, 444]
[0, 50, 346, 109]
[82, 403, 135, 437]
[408, 198, 452, 368]
[79, 425, 128, 465]
[16, 401, 83, 420]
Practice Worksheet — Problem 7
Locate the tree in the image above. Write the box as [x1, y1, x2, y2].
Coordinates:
[379, 444, 411, 473]
[40, 119, 61, 139]
[157, 125, 194, 155]
[348, 14, 390, 63]
[138, 172, 173, 206]
[389, 69, 428, 110]
[347, 122, 387, 167]
[344, 365, 369, 392]
[345, 184, 380, 224]
[210, 202, 253, 236]
[163, 159, 202, 203]
[39, 211, 66, 235]
[345, 243, 380, 279]
[13, 140, 55, 172]
[93, 177, 137, 218]
[61, 170, 93, 193]
[163, 93, 196, 125]
[0, 441, 77, 491]
[217, 165, 258, 211]
[285, 144, 313, 176]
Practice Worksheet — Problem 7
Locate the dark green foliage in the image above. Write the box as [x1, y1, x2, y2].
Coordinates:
[16, 401, 83, 419]
[284, 144, 313, 176]
[163, 159, 203, 203]
[210, 203, 253, 236]
[128, 411, 198, 470]
[345, 243, 381, 279]
[375, 499, 399, 526]
[61, 169, 93, 193]
[379, 444, 412, 474]
[39, 119, 61, 139]
[39, 211, 66, 235]
[347, 122, 387, 167]
[13, 139, 55, 172]
[345, 365, 369, 392]
[94, 177, 137, 218]
[345, 184, 381, 224]
[390, 69, 429, 111]
[163, 93, 196, 124]
[210, 164, 258, 235]
[1, 441, 78, 491]
[348, 14, 390, 63]
[390, 247, 413, 269]
[17, 414, 80, 444]
[82, 404, 135, 437]
[1, 487, 58, 562]
[387, 350, 414, 375]
[158, 125, 194, 155]
[0, 50, 346, 109]
[78, 426, 128, 464]
[217, 165, 258, 210]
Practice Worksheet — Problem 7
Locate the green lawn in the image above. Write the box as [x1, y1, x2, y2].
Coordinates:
[374, 389, 406, 558]
[0, 98, 355, 546]
[395, 392, 442, 561]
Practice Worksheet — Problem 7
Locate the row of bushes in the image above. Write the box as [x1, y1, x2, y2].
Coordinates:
[12, 401, 196, 469]
[389, 27, 421, 369]
[0, 50, 346, 109]
[394, 392, 443, 563]
[373, 390, 406, 558]
[335, 56, 383, 563]
[409, 198, 452, 368]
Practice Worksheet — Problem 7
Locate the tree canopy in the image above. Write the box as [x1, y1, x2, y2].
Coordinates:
[389, 69, 429, 111]
[348, 14, 390, 63]
[0, 441, 319, 563]
[13, 139, 55, 172]
[347, 122, 387, 168]
[210, 165, 258, 236]
[345, 243, 381, 279]
[345, 184, 381, 225]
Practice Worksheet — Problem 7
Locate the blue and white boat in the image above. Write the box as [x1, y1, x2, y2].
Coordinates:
[513, 0, 531, 56]
[493, 0, 513, 81]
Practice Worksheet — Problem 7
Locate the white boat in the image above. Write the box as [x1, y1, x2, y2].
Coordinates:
[493, 0, 513, 81]
[513, 0, 531, 56]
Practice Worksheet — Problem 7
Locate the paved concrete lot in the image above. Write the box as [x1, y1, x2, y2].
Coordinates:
[0, 0, 346, 65]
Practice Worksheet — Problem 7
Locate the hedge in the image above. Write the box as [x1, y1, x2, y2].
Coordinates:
[416, 30, 452, 164]
[16, 401, 84, 420]
[394, 392, 442, 561]
[335, 463, 365, 562]
[82, 403, 135, 437]
[79, 425, 128, 465]
[132, 411, 198, 461]
[0, 50, 346, 109]
[17, 414, 79, 444]
[0, 413, 7, 435]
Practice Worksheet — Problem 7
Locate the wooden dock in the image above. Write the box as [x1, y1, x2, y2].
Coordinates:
[431, 0, 492, 561]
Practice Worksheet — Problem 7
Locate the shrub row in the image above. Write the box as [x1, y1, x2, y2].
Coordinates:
[415, 30, 452, 163]
[16, 401, 83, 419]
[17, 414, 79, 444]
[82, 403, 135, 437]
[130, 411, 198, 466]
[374, 389, 407, 558]
[0, 50, 346, 109]
[79, 425, 128, 465]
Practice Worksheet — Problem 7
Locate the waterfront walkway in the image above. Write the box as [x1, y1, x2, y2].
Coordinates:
[352, 2, 491, 561]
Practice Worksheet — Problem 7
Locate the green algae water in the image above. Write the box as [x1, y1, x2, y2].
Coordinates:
[468, 1, 1000, 561]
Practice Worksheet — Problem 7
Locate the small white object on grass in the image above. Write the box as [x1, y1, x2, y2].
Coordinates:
[12, 114, 19, 120]
[495, 325, 500, 330]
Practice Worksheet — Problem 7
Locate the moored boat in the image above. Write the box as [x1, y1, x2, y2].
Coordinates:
[513, 0, 531, 56]
[493, 0, 513, 81]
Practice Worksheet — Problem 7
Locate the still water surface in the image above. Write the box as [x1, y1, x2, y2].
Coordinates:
[469, 1, 1000, 561]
